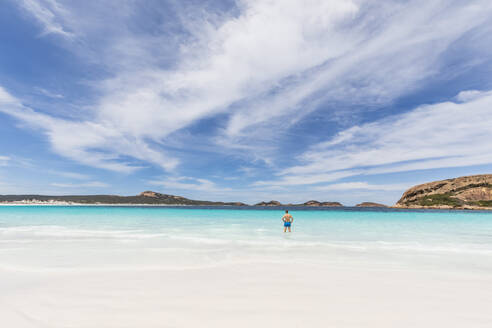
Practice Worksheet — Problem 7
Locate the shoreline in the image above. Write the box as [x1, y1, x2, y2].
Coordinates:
[391, 205, 492, 211]
[2, 202, 492, 211]
[0, 202, 204, 207]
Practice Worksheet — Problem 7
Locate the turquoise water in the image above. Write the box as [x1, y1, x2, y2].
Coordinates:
[1, 206, 492, 255]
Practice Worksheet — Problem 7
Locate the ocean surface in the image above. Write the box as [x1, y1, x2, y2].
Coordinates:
[1, 206, 492, 327]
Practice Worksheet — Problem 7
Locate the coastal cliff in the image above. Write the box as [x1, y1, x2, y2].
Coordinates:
[395, 174, 492, 209]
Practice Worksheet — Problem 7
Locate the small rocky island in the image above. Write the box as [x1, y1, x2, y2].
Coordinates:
[254, 200, 282, 206]
[302, 200, 343, 207]
[355, 202, 387, 208]
[254, 200, 343, 207]
[395, 174, 492, 209]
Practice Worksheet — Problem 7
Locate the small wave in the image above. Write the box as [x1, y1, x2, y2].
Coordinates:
[0, 225, 167, 240]
[1, 226, 491, 255]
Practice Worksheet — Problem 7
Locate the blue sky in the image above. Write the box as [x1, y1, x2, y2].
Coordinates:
[1, 0, 492, 205]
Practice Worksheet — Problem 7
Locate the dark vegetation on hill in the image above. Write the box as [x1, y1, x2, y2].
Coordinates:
[396, 175, 492, 209]
[355, 202, 387, 207]
[0, 191, 247, 206]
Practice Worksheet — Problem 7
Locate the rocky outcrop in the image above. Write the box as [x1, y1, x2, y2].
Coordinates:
[254, 200, 282, 206]
[139, 191, 186, 201]
[139, 191, 159, 198]
[395, 174, 492, 209]
[355, 202, 387, 208]
[303, 200, 343, 207]
[254, 200, 343, 207]
[229, 202, 248, 206]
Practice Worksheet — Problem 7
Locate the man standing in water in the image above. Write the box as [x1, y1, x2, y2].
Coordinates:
[282, 210, 293, 232]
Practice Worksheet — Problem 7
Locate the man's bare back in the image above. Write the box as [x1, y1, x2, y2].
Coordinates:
[282, 210, 293, 232]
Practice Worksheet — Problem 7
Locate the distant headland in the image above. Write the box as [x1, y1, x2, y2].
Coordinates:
[0, 191, 246, 206]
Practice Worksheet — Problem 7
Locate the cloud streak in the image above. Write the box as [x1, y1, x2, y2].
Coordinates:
[54, 171, 92, 180]
[0, 156, 10, 167]
[0, 86, 177, 172]
[17, 0, 73, 37]
[149, 176, 231, 193]
[312, 182, 412, 192]
[51, 181, 109, 188]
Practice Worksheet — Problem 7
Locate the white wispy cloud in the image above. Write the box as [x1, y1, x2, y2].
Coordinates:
[0, 87, 20, 105]
[0, 156, 10, 167]
[149, 176, 231, 193]
[312, 182, 411, 192]
[36, 87, 64, 99]
[17, 0, 73, 38]
[455, 89, 486, 103]
[4, 0, 492, 177]
[55, 171, 91, 180]
[0, 86, 177, 172]
[253, 171, 359, 186]
[51, 181, 109, 188]
[268, 89, 492, 185]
